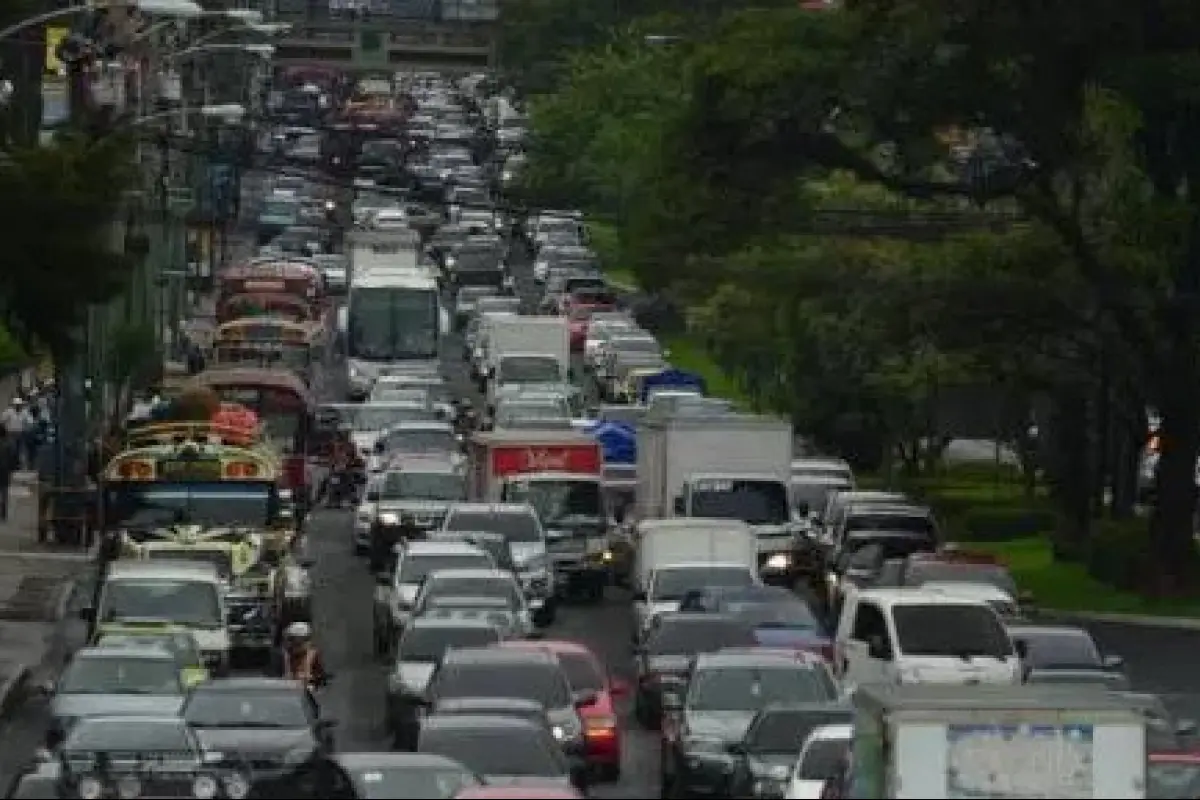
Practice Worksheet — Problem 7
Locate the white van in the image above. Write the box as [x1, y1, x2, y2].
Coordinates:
[92, 560, 231, 673]
[833, 588, 1021, 690]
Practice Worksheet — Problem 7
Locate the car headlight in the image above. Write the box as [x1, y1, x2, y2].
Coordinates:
[192, 775, 219, 800]
[551, 724, 565, 740]
[379, 512, 400, 526]
[765, 553, 790, 570]
[223, 772, 251, 800]
[116, 776, 142, 799]
[77, 777, 103, 800]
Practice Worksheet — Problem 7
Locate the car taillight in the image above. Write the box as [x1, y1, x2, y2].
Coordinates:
[585, 715, 618, 736]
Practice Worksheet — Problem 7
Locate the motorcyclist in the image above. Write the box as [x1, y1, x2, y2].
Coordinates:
[369, 512, 421, 575]
[324, 436, 355, 508]
[280, 622, 327, 686]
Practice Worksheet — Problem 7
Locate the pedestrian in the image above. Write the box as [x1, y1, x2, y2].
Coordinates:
[0, 398, 31, 469]
[0, 430, 16, 521]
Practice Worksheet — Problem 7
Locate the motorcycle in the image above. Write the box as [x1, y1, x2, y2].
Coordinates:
[325, 470, 354, 509]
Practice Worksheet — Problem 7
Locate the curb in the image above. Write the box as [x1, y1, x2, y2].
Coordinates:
[1038, 609, 1200, 631]
[0, 665, 31, 720]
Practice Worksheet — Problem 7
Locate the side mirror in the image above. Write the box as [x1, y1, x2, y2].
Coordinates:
[366, 492, 380, 502]
[610, 677, 630, 697]
[1102, 654, 1124, 670]
[373, 441, 385, 454]
[661, 690, 683, 711]
[867, 634, 891, 661]
[79, 606, 95, 623]
[375, 572, 392, 586]
[573, 690, 598, 709]
[316, 718, 338, 730]
[1014, 639, 1029, 660]
[672, 496, 685, 515]
[632, 591, 647, 602]
[1018, 589, 1036, 607]
[1178, 719, 1198, 737]
[794, 502, 810, 517]
[630, 643, 645, 656]
[727, 742, 746, 756]
[36, 679, 56, 696]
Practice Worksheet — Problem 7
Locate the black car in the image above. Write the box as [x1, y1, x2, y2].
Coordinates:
[182, 677, 336, 793]
[632, 613, 757, 728]
[324, 752, 483, 799]
[726, 703, 852, 798]
[1008, 624, 1127, 688]
[417, 714, 587, 794]
[659, 651, 841, 799]
[54, 714, 245, 799]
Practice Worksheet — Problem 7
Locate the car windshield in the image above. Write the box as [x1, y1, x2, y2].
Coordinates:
[646, 619, 757, 656]
[347, 765, 480, 799]
[799, 738, 850, 781]
[505, 479, 602, 525]
[59, 656, 181, 695]
[383, 472, 466, 501]
[66, 719, 191, 752]
[100, 579, 223, 628]
[558, 651, 604, 692]
[892, 604, 1013, 658]
[745, 713, 848, 753]
[104, 483, 273, 528]
[183, 689, 309, 728]
[402, 554, 494, 583]
[96, 634, 201, 668]
[689, 479, 790, 525]
[427, 577, 520, 607]
[398, 627, 501, 662]
[722, 600, 820, 629]
[444, 512, 541, 542]
[380, 428, 457, 455]
[1015, 630, 1101, 669]
[500, 356, 561, 383]
[688, 666, 836, 711]
[434, 663, 571, 707]
[345, 406, 434, 430]
[846, 513, 935, 535]
[142, 548, 233, 580]
[652, 567, 755, 602]
[421, 728, 564, 777]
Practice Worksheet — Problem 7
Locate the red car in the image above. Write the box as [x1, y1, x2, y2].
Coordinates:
[1149, 751, 1200, 798]
[455, 788, 584, 799]
[499, 639, 628, 781]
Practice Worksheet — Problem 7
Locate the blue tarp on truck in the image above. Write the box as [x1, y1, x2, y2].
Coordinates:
[584, 421, 636, 464]
[638, 368, 706, 403]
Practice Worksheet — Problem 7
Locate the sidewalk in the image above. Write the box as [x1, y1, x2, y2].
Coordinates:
[0, 484, 92, 720]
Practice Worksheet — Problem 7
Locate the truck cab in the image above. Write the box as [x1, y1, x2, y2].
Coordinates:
[834, 588, 1022, 691]
[500, 471, 609, 601]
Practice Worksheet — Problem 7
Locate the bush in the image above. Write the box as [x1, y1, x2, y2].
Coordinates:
[957, 506, 1059, 542]
[1086, 519, 1150, 592]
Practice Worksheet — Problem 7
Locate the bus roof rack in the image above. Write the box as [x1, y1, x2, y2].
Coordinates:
[124, 421, 262, 449]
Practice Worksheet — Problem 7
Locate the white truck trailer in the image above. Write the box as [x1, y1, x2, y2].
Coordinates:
[852, 684, 1146, 799]
[635, 410, 807, 582]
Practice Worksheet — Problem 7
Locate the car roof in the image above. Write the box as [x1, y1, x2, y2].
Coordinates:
[105, 561, 221, 580]
[656, 612, 743, 626]
[807, 723, 854, 741]
[76, 645, 176, 662]
[188, 677, 303, 692]
[497, 639, 592, 657]
[695, 650, 828, 669]
[442, 647, 557, 666]
[404, 540, 487, 556]
[428, 568, 512, 580]
[335, 751, 470, 770]
[447, 502, 534, 514]
[425, 595, 510, 607]
[434, 696, 546, 712]
[1007, 623, 1091, 638]
[421, 714, 545, 732]
[846, 502, 931, 516]
[408, 617, 500, 632]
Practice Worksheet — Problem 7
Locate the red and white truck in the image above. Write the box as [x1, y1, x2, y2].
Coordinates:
[467, 430, 603, 500]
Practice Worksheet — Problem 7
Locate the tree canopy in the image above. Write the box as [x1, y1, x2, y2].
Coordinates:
[508, 0, 1200, 592]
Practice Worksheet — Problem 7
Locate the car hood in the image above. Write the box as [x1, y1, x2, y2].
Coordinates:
[752, 627, 830, 651]
[53, 693, 183, 721]
[685, 710, 758, 743]
[193, 727, 314, 758]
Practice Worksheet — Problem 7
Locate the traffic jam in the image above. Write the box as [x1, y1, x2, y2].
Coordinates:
[2, 69, 1192, 799]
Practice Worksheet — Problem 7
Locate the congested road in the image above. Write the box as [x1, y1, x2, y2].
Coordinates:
[2, 209, 1200, 798]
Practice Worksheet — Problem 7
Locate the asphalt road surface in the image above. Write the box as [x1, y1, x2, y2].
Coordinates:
[2, 236, 1198, 794]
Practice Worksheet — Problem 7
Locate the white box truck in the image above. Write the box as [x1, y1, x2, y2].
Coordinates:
[636, 411, 810, 582]
[481, 316, 571, 404]
[851, 684, 1146, 799]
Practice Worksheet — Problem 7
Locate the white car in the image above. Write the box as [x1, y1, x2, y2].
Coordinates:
[784, 723, 852, 799]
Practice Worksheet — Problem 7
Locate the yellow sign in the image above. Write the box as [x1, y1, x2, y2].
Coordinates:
[45, 27, 67, 75]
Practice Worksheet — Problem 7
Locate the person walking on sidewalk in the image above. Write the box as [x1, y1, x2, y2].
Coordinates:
[0, 397, 31, 469]
[0, 429, 17, 521]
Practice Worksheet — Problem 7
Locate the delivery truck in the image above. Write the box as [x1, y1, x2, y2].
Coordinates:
[850, 684, 1146, 799]
[467, 430, 603, 501]
[636, 411, 812, 583]
[480, 316, 571, 405]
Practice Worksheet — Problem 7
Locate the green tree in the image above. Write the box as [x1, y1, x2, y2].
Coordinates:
[0, 130, 136, 361]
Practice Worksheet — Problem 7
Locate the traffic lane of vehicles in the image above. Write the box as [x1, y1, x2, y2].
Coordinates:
[1082, 619, 1200, 724]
